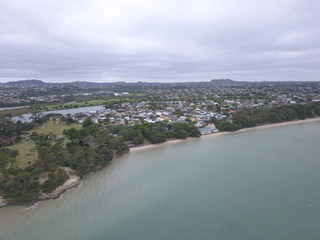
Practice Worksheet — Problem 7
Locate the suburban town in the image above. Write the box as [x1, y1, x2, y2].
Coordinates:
[1, 79, 320, 135]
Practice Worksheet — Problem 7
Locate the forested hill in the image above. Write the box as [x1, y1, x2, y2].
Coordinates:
[5, 79, 45, 86]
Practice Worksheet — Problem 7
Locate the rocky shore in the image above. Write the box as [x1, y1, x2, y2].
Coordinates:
[0, 196, 8, 208]
[0, 167, 81, 208]
[38, 167, 81, 201]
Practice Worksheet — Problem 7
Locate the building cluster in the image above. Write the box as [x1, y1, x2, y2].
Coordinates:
[1, 80, 320, 107]
[0, 88, 61, 105]
[62, 100, 225, 135]
[2, 80, 320, 136]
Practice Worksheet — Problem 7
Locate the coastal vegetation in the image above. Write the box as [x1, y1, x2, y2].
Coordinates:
[0, 118, 129, 202]
[108, 122, 201, 144]
[216, 102, 320, 131]
[0, 116, 200, 204]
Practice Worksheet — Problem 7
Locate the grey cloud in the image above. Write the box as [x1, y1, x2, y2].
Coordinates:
[0, 0, 320, 82]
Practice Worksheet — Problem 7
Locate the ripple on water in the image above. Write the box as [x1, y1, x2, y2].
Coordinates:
[1, 121, 320, 240]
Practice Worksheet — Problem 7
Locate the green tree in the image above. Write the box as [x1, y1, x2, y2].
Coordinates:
[83, 118, 94, 128]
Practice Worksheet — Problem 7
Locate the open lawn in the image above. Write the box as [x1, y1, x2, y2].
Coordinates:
[9, 142, 37, 168]
[36, 96, 136, 111]
[9, 121, 82, 168]
[43, 99, 107, 111]
[32, 120, 81, 136]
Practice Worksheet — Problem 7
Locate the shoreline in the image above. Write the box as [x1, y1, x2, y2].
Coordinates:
[38, 167, 81, 201]
[1, 117, 320, 208]
[0, 167, 81, 208]
[130, 117, 320, 152]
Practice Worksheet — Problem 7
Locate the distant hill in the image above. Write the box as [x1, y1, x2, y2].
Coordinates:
[210, 78, 234, 82]
[210, 79, 237, 84]
[3, 79, 319, 90]
[4, 79, 238, 87]
[5, 79, 45, 86]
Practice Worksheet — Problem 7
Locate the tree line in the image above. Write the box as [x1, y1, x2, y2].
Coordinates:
[108, 121, 201, 145]
[0, 117, 35, 147]
[216, 102, 320, 131]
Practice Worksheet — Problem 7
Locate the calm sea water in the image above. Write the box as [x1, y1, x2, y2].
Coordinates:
[1, 121, 320, 240]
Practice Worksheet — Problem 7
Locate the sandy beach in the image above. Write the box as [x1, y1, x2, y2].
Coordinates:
[130, 117, 320, 152]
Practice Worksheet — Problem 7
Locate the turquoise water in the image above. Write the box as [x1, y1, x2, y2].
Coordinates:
[1, 122, 320, 240]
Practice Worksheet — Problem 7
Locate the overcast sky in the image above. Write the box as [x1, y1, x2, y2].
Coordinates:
[0, 0, 319, 82]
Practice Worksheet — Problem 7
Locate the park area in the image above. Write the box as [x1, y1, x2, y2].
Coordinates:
[9, 121, 81, 168]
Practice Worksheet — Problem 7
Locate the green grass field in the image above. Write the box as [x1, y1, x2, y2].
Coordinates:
[9, 121, 82, 168]
[44, 99, 107, 111]
[33, 120, 81, 136]
[9, 142, 37, 168]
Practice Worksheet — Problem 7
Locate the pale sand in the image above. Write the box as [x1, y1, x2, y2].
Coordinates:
[38, 167, 80, 201]
[130, 138, 200, 152]
[130, 117, 320, 152]
[0, 196, 7, 208]
[0, 167, 81, 208]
